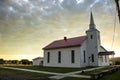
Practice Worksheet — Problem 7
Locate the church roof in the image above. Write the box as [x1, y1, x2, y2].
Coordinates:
[99, 46, 115, 55]
[43, 36, 87, 50]
[32, 57, 43, 60]
[100, 46, 107, 51]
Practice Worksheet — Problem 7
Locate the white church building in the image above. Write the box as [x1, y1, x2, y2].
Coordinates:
[43, 12, 114, 68]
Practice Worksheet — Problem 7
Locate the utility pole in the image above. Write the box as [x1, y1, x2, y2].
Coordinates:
[115, 0, 120, 23]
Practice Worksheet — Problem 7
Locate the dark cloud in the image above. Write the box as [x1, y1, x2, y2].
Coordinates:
[0, 0, 115, 38]
[0, 0, 114, 20]
[0, 0, 115, 34]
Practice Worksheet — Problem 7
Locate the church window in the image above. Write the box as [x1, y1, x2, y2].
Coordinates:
[71, 50, 75, 63]
[90, 35, 93, 39]
[47, 52, 50, 63]
[91, 54, 94, 62]
[83, 50, 86, 63]
[58, 51, 61, 63]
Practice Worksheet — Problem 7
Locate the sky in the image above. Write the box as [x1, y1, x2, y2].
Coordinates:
[0, 0, 120, 60]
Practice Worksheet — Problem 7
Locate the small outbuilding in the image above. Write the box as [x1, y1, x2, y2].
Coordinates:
[32, 57, 43, 66]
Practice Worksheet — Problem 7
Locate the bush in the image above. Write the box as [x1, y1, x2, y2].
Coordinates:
[115, 61, 120, 65]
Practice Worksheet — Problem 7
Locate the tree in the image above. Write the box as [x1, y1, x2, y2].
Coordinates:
[0, 58, 4, 64]
[20, 59, 30, 65]
[11, 60, 18, 64]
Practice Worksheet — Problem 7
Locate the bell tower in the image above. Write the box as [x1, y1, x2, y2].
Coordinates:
[86, 12, 101, 66]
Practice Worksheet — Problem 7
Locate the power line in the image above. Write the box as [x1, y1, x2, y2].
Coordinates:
[106, 0, 117, 49]
[111, 10, 117, 49]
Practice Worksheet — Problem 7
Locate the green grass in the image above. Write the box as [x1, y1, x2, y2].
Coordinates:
[99, 69, 120, 80]
[0, 68, 51, 79]
[0, 66, 120, 80]
[7, 66, 94, 73]
[0, 67, 89, 80]
[0, 64, 32, 66]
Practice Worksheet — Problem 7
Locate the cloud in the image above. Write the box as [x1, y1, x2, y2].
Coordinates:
[0, 0, 115, 20]
[0, 0, 119, 59]
[76, 0, 84, 4]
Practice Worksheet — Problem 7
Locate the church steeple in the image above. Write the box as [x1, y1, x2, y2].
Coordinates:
[89, 12, 96, 29]
[86, 11, 101, 66]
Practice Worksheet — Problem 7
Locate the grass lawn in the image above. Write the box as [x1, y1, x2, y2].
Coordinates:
[0, 65, 120, 80]
[0, 67, 52, 80]
[100, 69, 120, 80]
[1, 67, 120, 80]
[3, 65, 94, 73]
[0, 64, 32, 67]
[0, 67, 89, 80]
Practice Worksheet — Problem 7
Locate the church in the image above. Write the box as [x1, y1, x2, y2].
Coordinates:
[43, 12, 115, 68]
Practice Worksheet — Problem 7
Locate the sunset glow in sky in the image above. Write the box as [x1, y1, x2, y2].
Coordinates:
[0, 0, 120, 60]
